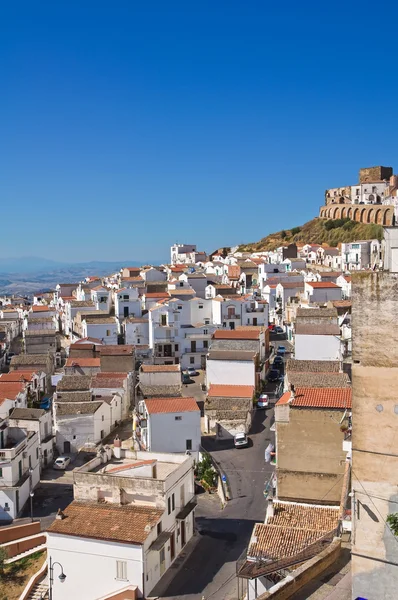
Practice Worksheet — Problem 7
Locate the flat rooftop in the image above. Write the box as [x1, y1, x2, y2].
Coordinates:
[86, 455, 186, 481]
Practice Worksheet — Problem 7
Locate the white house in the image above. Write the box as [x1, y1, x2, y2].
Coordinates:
[179, 273, 207, 299]
[206, 350, 259, 390]
[294, 323, 342, 361]
[90, 287, 112, 312]
[82, 316, 119, 345]
[336, 275, 352, 299]
[124, 318, 150, 347]
[138, 364, 182, 397]
[139, 396, 201, 458]
[47, 449, 196, 599]
[54, 400, 116, 454]
[304, 282, 342, 303]
[114, 287, 142, 320]
[341, 240, 380, 271]
[0, 416, 40, 522]
[9, 407, 54, 470]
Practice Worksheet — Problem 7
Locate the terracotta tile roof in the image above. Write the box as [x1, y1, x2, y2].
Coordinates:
[65, 358, 101, 367]
[213, 329, 262, 340]
[169, 289, 196, 295]
[296, 308, 337, 319]
[99, 345, 134, 356]
[286, 359, 340, 373]
[57, 376, 92, 391]
[331, 300, 352, 308]
[0, 382, 26, 393]
[277, 387, 351, 409]
[55, 401, 102, 415]
[145, 292, 170, 298]
[307, 282, 340, 288]
[145, 397, 199, 414]
[10, 354, 50, 366]
[92, 377, 125, 388]
[31, 305, 55, 312]
[47, 501, 163, 544]
[73, 337, 103, 345]
[208, 384, 254, 398]
[56, 391, 93, 403]
[0, 370, 38, 382]
[95, 372, 128, 379]
[287, 372, 351, 388]
[9, 407, 46, 420]
[207, 350, 257, 361]
[228, 265, 241, 280]
[248, 502, 339, 561]
[295, 323, 340, 335]
[141, 365, 180, 373]
[278, 281, 305, 289]
[85, 317, 116, 324]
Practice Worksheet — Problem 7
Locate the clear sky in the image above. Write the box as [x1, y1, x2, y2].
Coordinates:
[2, 1, 398, 262]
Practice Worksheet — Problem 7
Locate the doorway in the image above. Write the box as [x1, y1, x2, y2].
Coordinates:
[253, 318, 257, 326]
[64, 441, 71, 453]
[159, 547, 165, 575]
[124, 306, 129, 317]
[170, 532, 175, 561]
[181, 521, 186, 547]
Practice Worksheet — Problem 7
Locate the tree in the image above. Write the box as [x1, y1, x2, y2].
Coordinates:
[387, 513, 398, 536]
[280, 230, 287, 239]
[0, 546, 7, 577]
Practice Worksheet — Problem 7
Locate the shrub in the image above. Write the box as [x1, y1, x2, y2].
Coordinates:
[387, 513, 398, 536]
[280, 230, 287, 239]
[291, 226, 301, 235]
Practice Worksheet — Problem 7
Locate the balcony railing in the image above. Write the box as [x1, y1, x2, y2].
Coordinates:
[225, 314, 240, 320]
[154, 351, 176, 358]
[0, 438, 27, 461]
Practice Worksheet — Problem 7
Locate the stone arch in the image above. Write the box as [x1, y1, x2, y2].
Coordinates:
[352, 207, 359, 222]
[331, 206, 341, 219]
[375, 208, 382, 225]
[383, 207, 394, 226]
[359, 207, 367, 223]
[347, 207, 353, 219]
[341, 206, 348, 218]
[367, 208, 375, 224]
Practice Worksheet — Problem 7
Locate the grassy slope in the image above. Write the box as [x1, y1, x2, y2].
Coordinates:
[239, 217, 384, 252]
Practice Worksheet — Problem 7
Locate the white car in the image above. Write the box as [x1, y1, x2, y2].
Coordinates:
[187, 367, 199, 377]
[234, 432, 249, 448]
[257, 394, 269, 409]
[53, 456, 71, 470]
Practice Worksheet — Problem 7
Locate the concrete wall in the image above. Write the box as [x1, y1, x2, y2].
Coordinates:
[351, 271, 398, 600]
[100, 354, 134, 373]
[206, 359, 255, 387]
[148, 410, 201, 457]
[0, 521, 40, 543]
[294, 334, 341, 361]
[276, 407, 346, 504]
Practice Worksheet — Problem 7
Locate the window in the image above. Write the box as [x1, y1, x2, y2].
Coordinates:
[157, 521, 162, 536]
[180, 282, 184, 287]
[198, 305, 203, 309]
[190, 357, 195, 364]
[175, 416, 182, 421]
[4, 502, 9, 511]
[203, 340, 208, 349]
[203, 329, 208, 335]
[100, 430, 104, 438]
[102, 415, 104, 421]
[0, 468, 2, 478]
[204, 319, 210, 325]
[178, 306, 182, 310]
[123, 295, 129, 300]
[168, 497, 171, 515]
[161, 314, 167, 326]
[172, 493, 175, 511]
[29, 455, 32, 469]
[356, 188, 360, 195]
[186, 439, 192, 451]
[73, 435, 76, 440]
[106, 330, 111, 336]
[175, 344, 179, 351]
[36, 448, 39, 460]
[116, 560, 127, 581]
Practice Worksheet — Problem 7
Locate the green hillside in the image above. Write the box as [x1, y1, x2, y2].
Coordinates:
[239, 217, 384, 252]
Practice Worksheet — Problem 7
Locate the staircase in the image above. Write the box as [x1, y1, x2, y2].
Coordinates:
[28, 575, 49, 599]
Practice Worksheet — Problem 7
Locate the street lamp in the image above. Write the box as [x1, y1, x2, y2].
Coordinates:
[49, 557, 67, 599]
[28, 467, 34, 523]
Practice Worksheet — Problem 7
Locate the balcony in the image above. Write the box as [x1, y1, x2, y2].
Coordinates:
[0, 437, 27, 461]
[154, 351, 176, 358]
[176, 496, 197, 520]
[245, 306, 265, 313]
[224, 314, 240, 320]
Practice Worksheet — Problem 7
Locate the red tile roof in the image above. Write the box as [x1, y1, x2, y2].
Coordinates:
[47, 501, 162, 544]
[95, 372, 128, 379]
[307, 282, 340, 289]
[32, 305, 55, 312]
[99, 345, 134, 356]
[208, 384, 254, 398]
[141, 365, 180, 373]
[65, 358, 101, 367]
[213, 329, 263, 340]
[145, 292, 170, 298]
[277, 387, 351, 409]
[145, 397, 199, 414]
[0, 371, 38, 382]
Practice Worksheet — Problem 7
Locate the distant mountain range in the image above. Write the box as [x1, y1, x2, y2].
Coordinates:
[0, 257, 164, 296]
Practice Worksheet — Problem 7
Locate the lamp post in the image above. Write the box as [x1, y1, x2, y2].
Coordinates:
[28, 467, 34, 522]
[49, 556, 66, 600]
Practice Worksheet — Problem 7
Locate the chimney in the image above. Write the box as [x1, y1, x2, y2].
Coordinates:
[266, 497, 274, 521]
[56, 508, 65, 520]
[113, 434, 121, 459]
[289, 384, 295, 402]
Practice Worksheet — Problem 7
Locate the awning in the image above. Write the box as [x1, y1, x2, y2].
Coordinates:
[176, 498, 197, 520]
[149, 531, 172, 551]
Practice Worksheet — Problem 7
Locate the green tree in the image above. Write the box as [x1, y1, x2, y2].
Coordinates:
[387, 513, 398, 536]
[280, 230, 287, 239]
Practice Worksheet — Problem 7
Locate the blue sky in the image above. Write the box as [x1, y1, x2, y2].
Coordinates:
[2, 1, 398, 262]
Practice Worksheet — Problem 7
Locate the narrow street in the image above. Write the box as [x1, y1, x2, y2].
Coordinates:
[152, 406, 276, 600]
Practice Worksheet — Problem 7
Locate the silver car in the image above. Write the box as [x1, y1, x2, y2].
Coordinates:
[234, 432, 249, 448]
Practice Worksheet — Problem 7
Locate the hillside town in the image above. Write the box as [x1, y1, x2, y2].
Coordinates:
[1, 167, 398, 600]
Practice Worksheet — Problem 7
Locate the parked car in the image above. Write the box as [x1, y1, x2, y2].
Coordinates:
[234, 432, 249, 448]
[274, 326, 284, 334]
[273, 356, 284, 368]
[187, 367, 199, 377]
[277, 346, 286, 356]
[257, 393, 269, 409]
[53, 456, 71, 470]
[268, 369, 281, 382]
[182, 371, 191, 384]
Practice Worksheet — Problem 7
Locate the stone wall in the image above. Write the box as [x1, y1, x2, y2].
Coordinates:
[359, 166, 393, 184]
[319, 203, 394, 225]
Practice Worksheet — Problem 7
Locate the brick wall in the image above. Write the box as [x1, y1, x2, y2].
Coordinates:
[0, 522, 40, 544]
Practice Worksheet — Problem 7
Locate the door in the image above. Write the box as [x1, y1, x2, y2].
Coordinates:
[181, 520, 186, 547]
[191, 341, 196, 352]
[18, 461, 22, 480]
[44, 449, 48, 466]
[253, 317, 257, 326]
[159, 547, 166, 575]
[0, 430, 3, 449]
[170, 532, 175, 561]
[64, 441, 71, 453]
[124, 306, 129, 317]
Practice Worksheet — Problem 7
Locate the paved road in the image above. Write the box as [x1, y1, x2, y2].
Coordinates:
[152, 408, 275, 600]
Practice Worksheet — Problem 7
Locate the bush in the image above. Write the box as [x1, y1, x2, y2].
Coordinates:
[387, 513, 398, 536]
[280, 230, 287, 239]
[290, 226, 301, 235]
